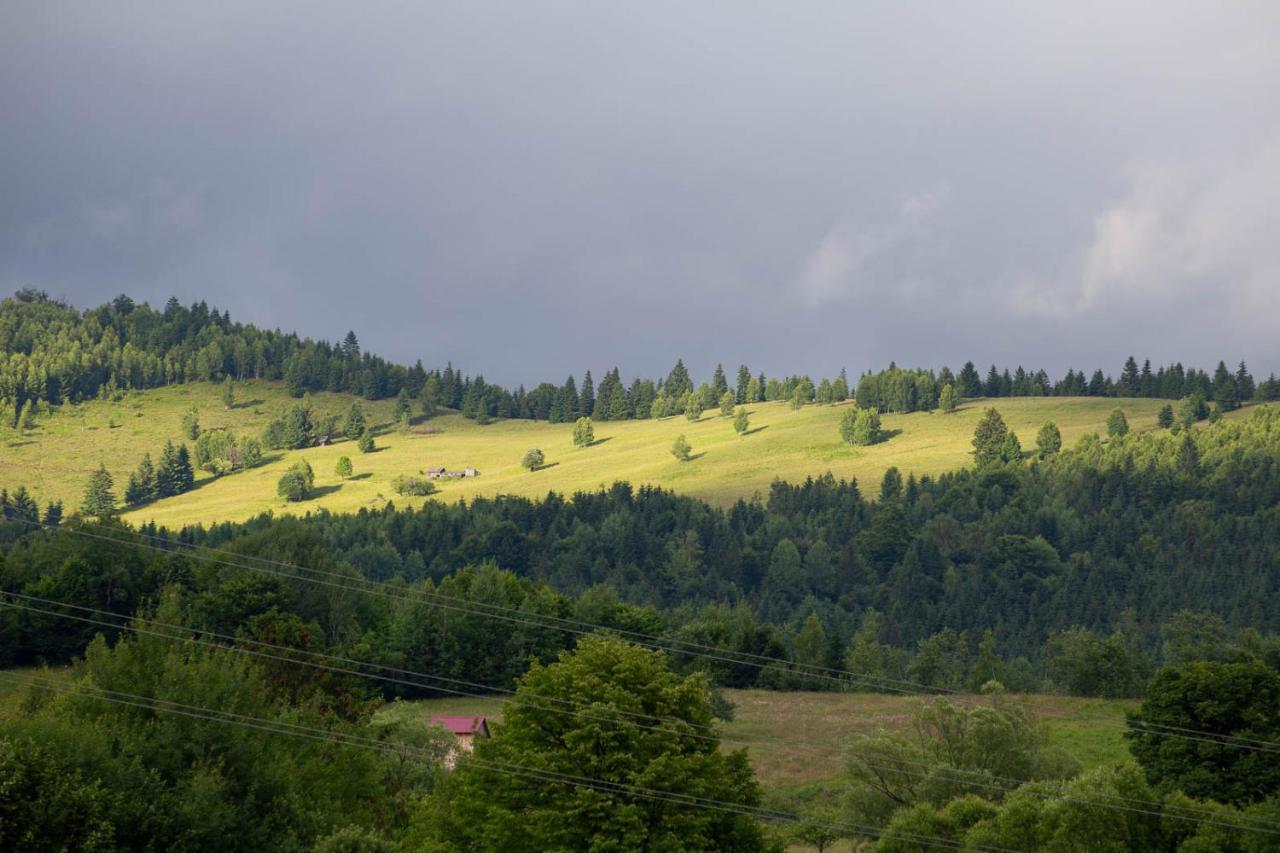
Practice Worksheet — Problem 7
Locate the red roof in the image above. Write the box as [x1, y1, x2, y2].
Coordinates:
[431, 715, 490, 737]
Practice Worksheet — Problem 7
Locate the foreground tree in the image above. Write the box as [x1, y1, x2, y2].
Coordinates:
[411, 636, 768, 850]
[671, 434, 693, 462]
[1127, 662, 1280, 806]
[521, 448, 545, 471]
[734, 409, 750, 436]
[572, 416, 594, 448]
[841, 407, 881, 446]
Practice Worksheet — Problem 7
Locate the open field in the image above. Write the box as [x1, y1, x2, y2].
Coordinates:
[387, 689, 1137, 792]
[0, 380, 1179, 528]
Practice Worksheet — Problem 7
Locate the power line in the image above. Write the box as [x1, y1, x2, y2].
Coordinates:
[0, 670, 1016, 853]
[6, 514, 1279, 753]
[6, 592, 1279, 838]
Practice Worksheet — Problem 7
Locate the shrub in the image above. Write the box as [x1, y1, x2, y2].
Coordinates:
[521, 449, 545, 471]
[392, 475, 436, 497]
[357, 431, 376, 453]
[671, 434, 692, 462]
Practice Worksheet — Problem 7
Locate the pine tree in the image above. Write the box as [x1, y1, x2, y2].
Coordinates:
[181, 407, 200, 440]
[1157, 404, 1174, 429]
[357, 430, 375, 453]
[1235, 361, 1256, 401]
[393, 387, 413, 422]
[579, 371, 595, 419]
[1088, 369, 1107, 396]
[420, 374, 442, 418]
[343, 402, 366, 441]
[671, 433, 692, 462]
[42, 500, 63, 526]
[666, 360, 693, 398]
[1120, 356, 1141, 396]
[155, 441, 180, 498]
[754, 372, 767, 402]
[9, 486, 39, 523]
[832, 368, 850, 402]
[958, 361, 982, 397]
[972, 408, 1008, 466]
[341, 330, 361, 360]
[735, 365, 752, 404]
[1212, 361, 1237, 411]
[81, 464, 117, 518]
[1000, 430, 1023, 463]
[125, 452, 157, 505]
[719, 392, 735, 417]
[711, 364, 728, 400]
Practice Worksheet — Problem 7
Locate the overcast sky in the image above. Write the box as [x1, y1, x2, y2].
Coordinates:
[3, 2, 1278, 385]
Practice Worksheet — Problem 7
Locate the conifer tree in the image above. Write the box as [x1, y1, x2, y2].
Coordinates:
[43, 500, 62, 526]
[343, 402, 366, 441]
[733, 409, 749, 436]
[712, 364, 728, 399]
[754, 372, 767, 402]
[832, 368, 850, 402]
[666, 360, 693, 398]
[1157, 404, 1174, 429]
[357, 430, 375, 453]
[393, 387, 413, 422]
[719, 392, 735, 417]
[972, 408, 1008, 466]
[735, 364, 752, 404]
[1000, 430, 1023, 463]
[419, 373, 442, 418]
[578, 371, 595, 419]
[81, 464, 116, 518]
[671, 434, 692, 462]
[1107, 408, 1130, 438]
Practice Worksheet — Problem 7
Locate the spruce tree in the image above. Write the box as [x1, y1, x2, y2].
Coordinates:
[666, 360, 693, 398]
[81, 464, 116, 518]
[972, 408, 1008, 466]
[711, 364, 728, 399]
[1157, 404, 1174, 429]
[579, 371, 595, 419]
[735, 365, 751, 404]
[43, 500, 63, 526]
[393, 387, 413, 422]
[343, 402, 366, 441]
[357, 430, 376, 453]
[754, 372, 767, 402]
[1000, 430, 1023, 463]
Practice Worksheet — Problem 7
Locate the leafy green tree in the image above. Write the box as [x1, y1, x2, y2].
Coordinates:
[80, 465, 116, 518]
[356, 430, 375, 453]
[18, 399, 35, 431]
[839, 408, 858, 445]
[1106, 408, 1129, 438]
[1046, 627, 1145, 697]
[1157, 404, 1174, 428]
[683, 392, 704, 421]
[521, 448, 544, 471]
[745, 376, 761, 404]
[791, 386, 807, 411]
[343, 402, 366, 441]
[222, 376, 235, 409]
[1128, 662, 1280, 805]
[733, 409, 750, 436]
[180, 407, 199, 440]
[334, 456, 353, 480]
[1035, 422, 1061, 457]
[971, 408, 1008, 466]
[720, 391, 736, 417]
[277, 459, 315, 502]
[841, 407, 881, 446]
[411, 636, 767, 850]
[572, 416, 594, 448]
[939, 383, 957, 414]
[419, 374, 442, 418]
[1179, 393, 1208, 427]
[671, 434, 692, 462]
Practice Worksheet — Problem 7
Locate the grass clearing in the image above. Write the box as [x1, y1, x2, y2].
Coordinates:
[0, 381, 1179, 528]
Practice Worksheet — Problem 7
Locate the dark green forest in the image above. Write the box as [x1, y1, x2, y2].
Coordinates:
[4, 290, 1277, 427]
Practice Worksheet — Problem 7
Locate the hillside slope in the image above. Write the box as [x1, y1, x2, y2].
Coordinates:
[0, 381, 1179, 527]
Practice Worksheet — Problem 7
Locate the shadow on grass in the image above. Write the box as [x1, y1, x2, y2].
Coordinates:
[741, 425, 770, 436]
[346, 472, 373, 481]
[6, 440, 37, 448]
[530, 462, 561, 472]
[234, 399, 266, 410]
[878, 428, 904, 442]
[587, 436, 613, 447]
[310, 483, 343, 498]
[685, 452, 707, 461]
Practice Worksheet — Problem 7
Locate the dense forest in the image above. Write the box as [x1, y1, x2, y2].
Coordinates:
[5, 404, 1279, 699]
[4, 290, 1277, 427]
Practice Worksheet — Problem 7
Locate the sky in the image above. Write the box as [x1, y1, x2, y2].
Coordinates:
[3, 1, 1279, 386]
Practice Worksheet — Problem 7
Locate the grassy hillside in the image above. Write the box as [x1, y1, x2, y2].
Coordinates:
[0, 380, 1174, 527]
[384, 689, 1136, 792]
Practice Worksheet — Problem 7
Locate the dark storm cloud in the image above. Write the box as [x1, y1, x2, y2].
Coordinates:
[3, 1, 1278, 385]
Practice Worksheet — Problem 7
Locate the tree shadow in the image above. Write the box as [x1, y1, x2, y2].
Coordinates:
[742, 425, 770, 436]
[6, 440, 37, 448]
[530, 462, 561, 472]
[587, 436, 613, 447]
[234, 399, 265, 410]
[874, 429, 904, 443]
[347, 472, 373, 481]
[686, 452, 707, 461]
[310, 483, 344, 498]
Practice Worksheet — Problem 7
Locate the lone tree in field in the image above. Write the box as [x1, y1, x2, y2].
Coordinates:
[222, 376, 235, 409]
[343, 402, 366, 441]
[972, 407, 1009, 466]
[719, 391, 735, 417]
[80, 464, 117, 519]
[572, 416, 594, 448]
[939, 383, 957, 414]
[841, 407, 881, 446]
[1157, 404, 1174, 429]
[521, 448, 545, 471]
[1107, 408, 1130, 438]
[671, 434, 692, 462]
[414, 636, 767, 850]
[356, 430, 375, 453]
[277, 460, 315, 502]
[733, 409, 750, 436]
[334, 455, 353, 480]
[1036, 421, 1062, 457]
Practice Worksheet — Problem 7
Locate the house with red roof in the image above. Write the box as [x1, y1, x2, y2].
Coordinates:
[431, 715, 491, 766]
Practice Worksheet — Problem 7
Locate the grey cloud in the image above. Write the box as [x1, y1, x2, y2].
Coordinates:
[1, 1, 1278, 384]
